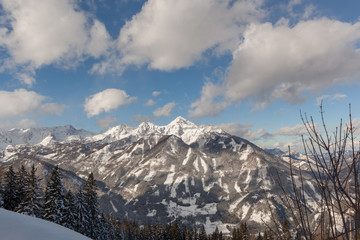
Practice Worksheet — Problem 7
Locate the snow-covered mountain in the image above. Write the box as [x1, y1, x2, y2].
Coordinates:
[0, 208, 90, 240]
[0, 125, 93, 150]
[0, 117, 320, 233]
[88, 116, 224, 145]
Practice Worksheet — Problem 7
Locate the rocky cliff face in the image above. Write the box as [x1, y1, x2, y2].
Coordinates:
[0, 117, 320, 233]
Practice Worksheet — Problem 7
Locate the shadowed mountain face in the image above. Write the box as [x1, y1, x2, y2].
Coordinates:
[0, 117, 319, 234]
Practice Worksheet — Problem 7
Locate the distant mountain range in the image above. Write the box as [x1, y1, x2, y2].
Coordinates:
[0, 117, 320, 233]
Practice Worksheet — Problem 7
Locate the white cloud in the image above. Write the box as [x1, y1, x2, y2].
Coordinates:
[189, 82, 230, 117]
[152, 91, 162, 97]
[96, 116, 119, 129]
[333, 93, 347, 101]
[194, 18, 360, 116]
[37, 103, 67, 116]
[316, 93, 347, 105]
[92, 0, 264, 74]
[0, 89, 45, 118]
[351, 118, 360, 134]
[153, 102, 175, 117]
[0, 89, 65, 119]
[84, 88, 137, 117]
[0, 118, 38, 130]
[86, 20, 112, 58]
[273, 124, 308, 136]
[16, 73, 36, 87]
[316, 95, 330, 106]
[144, 99, 156, 106]
[0, 0, 111, 85]
[218, 122, 267, 140]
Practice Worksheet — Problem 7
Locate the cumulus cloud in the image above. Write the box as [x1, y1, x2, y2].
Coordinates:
[0, 89, 45, 118]
[273, 124, 308, 136]
[0, 0, 111, 85]
[92, 0, 264, 74]
[0, 118, 38, 130]
[153, 102, 175, 117]
[37, 103, 67, 116]
[84, 88, 137, 117]
[144, 99, 156, 106]
[192, 18, 360, 116]
[218, 122, 268, 140]
[0, 89, 66, 118]
[152, 91, 162, 97]
[226, 19, 360, 103]
[189, 82, 230, 117]
[96, 116, 119, 129]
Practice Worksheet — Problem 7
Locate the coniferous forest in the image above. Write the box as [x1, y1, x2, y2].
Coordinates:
[0, 164, 276, 240]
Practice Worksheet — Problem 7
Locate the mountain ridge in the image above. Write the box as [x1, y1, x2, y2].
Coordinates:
[0, 117, 319, 233]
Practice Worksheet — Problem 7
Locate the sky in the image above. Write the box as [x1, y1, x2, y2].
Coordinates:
[0, 0, 360, 151]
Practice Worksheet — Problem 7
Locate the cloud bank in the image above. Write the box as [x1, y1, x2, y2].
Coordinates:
[91, 0, 264, 74]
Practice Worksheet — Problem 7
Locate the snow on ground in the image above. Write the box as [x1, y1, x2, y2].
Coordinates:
[203, 217, 231, 235]
[0, 208, 90, 240]
[182, 148, 192, 165]
[164, 199, 217, 218]
[240, 145, 253, 160]
[200, 158, 208, 173]
[110, 200, 118, 213]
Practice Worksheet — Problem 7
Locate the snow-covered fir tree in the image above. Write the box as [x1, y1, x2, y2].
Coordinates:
[16, 165, 44, 218]
[16, 165, 28, 206]
[83, 172, 99, 239]
[74, 188, 89, 235]
[63, 190, 77, 231]
[3, 166, 19, 211]
[44, 166, 66, 224]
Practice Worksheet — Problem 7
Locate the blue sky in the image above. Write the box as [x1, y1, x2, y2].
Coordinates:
[1, 0, 360, 151]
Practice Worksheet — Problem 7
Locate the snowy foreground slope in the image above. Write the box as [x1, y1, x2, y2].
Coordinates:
[0, 208, 90, 240]
[0, 117, 320, 233]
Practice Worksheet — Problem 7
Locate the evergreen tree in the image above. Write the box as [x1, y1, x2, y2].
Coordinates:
[240, 222, 249, 240]
[198, 225, 208, 240]
[3, 166, 19, 211]
[211, 226, 220, 240]
[169, 219, 182, 240]
[74, 188, 89, 235]
[193, 225, 199, 240]
[63, 190, 77, 230]
[16, 165, 28, 205]
[44, 166, 66, 224]
[83, 172, 99, 238]
[155, 224, 164, 240]
[96, 212, 115, 240]
[232, 228, 241, 240]
[16, 165, 43, 217]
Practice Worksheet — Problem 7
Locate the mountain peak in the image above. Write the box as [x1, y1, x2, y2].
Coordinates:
[167, 116, 196, 128]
